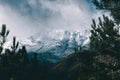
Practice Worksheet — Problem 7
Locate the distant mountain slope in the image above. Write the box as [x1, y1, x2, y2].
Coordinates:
[49, 50, 120, 80]
[3, 30, 90, 62]
[20, 30, 90, 56]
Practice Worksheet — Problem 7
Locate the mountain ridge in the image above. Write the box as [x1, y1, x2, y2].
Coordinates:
[3, 29, 90, 62]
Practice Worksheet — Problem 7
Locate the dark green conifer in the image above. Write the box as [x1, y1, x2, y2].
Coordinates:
[11, 37, 19, 53]
[90, 15, 120, 52]
[92, 0, 120, 24]
[0, 24, 9, 54]
[21, 46, 29, 65]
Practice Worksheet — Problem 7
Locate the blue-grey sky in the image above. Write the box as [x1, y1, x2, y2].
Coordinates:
[0, 0, 104, 39]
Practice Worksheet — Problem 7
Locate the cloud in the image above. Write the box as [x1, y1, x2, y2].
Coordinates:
[0, 0, 104, 39]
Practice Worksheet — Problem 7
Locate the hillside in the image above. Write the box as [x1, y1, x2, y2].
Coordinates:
[48, 50, 120, 80]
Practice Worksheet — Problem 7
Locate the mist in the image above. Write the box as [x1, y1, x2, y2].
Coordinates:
[0, 0, 103, 40]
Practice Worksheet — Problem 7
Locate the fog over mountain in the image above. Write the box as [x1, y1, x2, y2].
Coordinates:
[3, 29, 91, 62]
[0, 0, 106, 40]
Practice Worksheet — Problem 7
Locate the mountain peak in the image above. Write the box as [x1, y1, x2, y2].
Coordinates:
[3, 29, 90, 59]
[21, 29, 90, 57]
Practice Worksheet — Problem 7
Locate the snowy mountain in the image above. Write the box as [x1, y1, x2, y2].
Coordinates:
[3, 30, 90, 62]
[21, 30, 90, 56]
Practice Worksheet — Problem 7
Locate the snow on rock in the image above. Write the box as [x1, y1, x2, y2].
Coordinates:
[21, 29, 90, 57]
[3, 29, 91, 58]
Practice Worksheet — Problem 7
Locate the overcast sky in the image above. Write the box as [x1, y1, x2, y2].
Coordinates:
[0, 0, 104, 40]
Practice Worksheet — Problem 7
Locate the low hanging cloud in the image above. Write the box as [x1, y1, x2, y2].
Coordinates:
[0, 0, 104, 39]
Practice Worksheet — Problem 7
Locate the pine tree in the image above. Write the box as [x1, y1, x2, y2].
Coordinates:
[0, 24, 9, 54]
[11, 37, 19, 54]
[21, 46, 29, 65]
[92, 0, 120, 24]
[0, 24, 10, 70]
[90, 15, 120, 52]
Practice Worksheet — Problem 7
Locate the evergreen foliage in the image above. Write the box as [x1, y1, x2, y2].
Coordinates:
[1, 0, 120, 79]
[11, 37, 19, 53]
[92, 0, 120, 23]
[0, 24, 9, 54]
[90, 15, 120, 53]
[0, 24, 41, 80]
